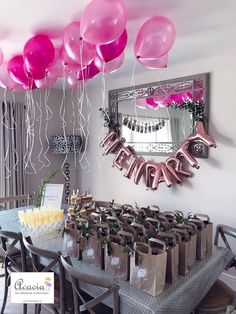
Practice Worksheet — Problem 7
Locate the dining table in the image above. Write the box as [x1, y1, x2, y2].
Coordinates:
[0, 206, 234, 314]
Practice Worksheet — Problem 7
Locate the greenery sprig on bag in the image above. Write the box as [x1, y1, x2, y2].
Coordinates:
[174, 211, 191, 224]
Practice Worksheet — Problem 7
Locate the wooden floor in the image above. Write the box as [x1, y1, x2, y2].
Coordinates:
[0, 266, 49, 314]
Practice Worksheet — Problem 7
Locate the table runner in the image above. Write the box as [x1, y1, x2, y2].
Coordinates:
[0, 207, 234, 314]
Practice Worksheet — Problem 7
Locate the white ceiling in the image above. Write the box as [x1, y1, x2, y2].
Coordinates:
[0, 0, 236, 83]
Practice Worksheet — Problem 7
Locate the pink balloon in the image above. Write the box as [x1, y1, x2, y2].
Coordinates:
[24, 35, 55, 73]
[153, 95, 172, 108]
[24, 80, 37, 91]
[135, 98, 147, 110]
[24, 64, 46, 80]
[186, 92, 193, 102]
[35, 73, 57, 89]
[94, 52, 124, 74]
[12, 84, 28, 92]
[66, 70, 80, 88]
[63, 22, 96, 66]
[138, 54, 168, 69]
[48, 53, 64, 78]
[171, 94, 184, 104]
[134, 16, 176, 60]
[146, 98, 158, 109]
[0, 47, 3, 66]
[7, 55, 29, 86]
[0, 62, 19, 90]
[59, 46, 82, 71]
[77, 60, 100, 80]
[80, 0, 127, 45]
[96, 29, 127, 62]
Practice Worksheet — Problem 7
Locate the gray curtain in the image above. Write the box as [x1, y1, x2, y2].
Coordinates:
[0, 102, 27, 199]
[169, 117, 180, 143]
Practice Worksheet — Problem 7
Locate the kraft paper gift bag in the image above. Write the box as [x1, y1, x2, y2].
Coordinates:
[155, 231, 179, 283]
[130, 240, 167, 296]
[176, 222, 197, 270]
[194, 214, 213, 253]
[171, 228, 193, 275]
[105, 231, 134, 281]
[189, 218, 207, 260]
[62, 226, 81, 259]
[80, 230, 104, 269]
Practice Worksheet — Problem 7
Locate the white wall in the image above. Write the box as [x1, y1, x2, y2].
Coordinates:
[66, 53, 236, 231]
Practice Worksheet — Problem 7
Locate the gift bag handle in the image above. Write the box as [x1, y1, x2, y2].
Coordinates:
[134, 242, 152, 255]
[194, 214, 210, 222]
[135, 208, 146, 214]
[167, 230, 182, 243]
[156, 231, 177, 246]
[171, 228, 190, 241]
[163, 211, 175, 218]
[109, 234, 123, 244]
[106, 216, 118, 222]
[95, 222, 110, 230]
[122, 225, 138, 237]
[184, 221, 198, 231]
[118, 230, 135, 242]
[146, 217, 161, 224]
[156, 214, 168, 222]
[148, 238, 167, 251]
[188, 218, 205, 229]
[123, 213, 136, 219]
[131, 222, 146, 233]
[149, 205, 160, 212]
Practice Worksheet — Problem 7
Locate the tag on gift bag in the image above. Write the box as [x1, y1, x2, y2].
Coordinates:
[194, 214, 213, 253]
[130, 240, 167, 296]
[189, 218, 207, 260]
[155, 232, 179, 283]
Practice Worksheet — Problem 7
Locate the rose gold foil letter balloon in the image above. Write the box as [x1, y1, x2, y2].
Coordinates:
[113, 146, 132, 170]
[145, 162, 173, 190]
[165, 156, 192, 183]
[100, 131, 117, 147]
[175, 139, 199, 169]
[188, 121, 217, 147]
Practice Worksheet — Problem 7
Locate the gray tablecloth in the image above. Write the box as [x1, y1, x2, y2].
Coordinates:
[0, 207, 234, 314]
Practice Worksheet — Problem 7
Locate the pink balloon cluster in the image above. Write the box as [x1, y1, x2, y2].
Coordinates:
[141, 92, 199, 110]
[0, 0, 128, 91]
[0, 1, 176, 91]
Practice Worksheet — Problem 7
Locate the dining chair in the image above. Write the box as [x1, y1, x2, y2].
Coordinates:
[195, 224, 236, 313]
[23, 236, 72, 314]
[0, 194, 31, 210]
[60, 255, 120, 314]
[0, 230, 28, 314]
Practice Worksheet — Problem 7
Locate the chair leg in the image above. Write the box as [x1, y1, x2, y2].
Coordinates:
[112, 287, 120, 314]
[0, 269, 9, 314]
[23, 303, 27, 314]
[37, 304, 41, 314]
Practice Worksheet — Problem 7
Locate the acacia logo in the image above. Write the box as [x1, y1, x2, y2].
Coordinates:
[44, 277, 52, 291]
[11, 272, 54, 304]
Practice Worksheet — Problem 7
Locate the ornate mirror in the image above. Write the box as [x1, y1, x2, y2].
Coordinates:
[108, 73, 209, 157]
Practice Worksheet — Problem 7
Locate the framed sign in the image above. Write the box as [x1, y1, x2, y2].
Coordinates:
[41, 184, 64, 208]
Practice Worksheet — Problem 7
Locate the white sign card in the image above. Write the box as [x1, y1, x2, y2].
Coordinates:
[41, 183, 64, 208]
[11, 272, 54, 304]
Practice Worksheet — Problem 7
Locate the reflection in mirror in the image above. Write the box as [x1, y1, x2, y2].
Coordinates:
[108, 74, 209, 157]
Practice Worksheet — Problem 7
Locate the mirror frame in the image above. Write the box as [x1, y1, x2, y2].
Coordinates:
[108, 73, 209, 158]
